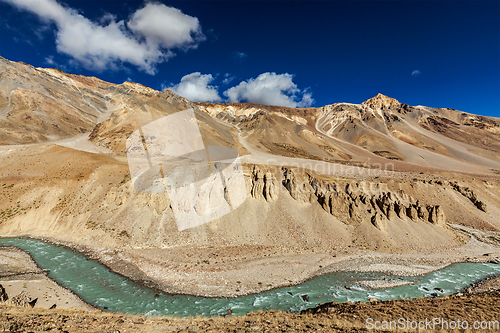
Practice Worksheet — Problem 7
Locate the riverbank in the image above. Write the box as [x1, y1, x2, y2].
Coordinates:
[2, 236, 500, 319]
[1, 237, 499, 332]
[0, 246, 94, 311]
[1, 281, 498, 332]
[2, 227, 500, 299]
[59, 229, 500, 298]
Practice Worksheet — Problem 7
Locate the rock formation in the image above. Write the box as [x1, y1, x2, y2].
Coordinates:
[371, 213, 387, 231]
[7, 291, 37, 308]
[429, 206, 446, 225]
[247, 165, 453, 230]
[250, 166, 279, 201]
[0, 284, 8, 303]
[450, 182, 487, 212]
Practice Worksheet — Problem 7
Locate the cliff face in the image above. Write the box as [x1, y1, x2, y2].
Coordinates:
[2, 150, 496, 254]
[247, 165, 496, 232]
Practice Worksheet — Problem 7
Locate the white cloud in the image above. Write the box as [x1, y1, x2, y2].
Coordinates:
[297, 92, 314, 108]
[127, 4, 204, 50]
[2, 0, 204, 74]
[223, 72, 314, 107]
[43, 55, 67, 71]
[170, 72, 221, 102]
[231, 51, 248, 62]
[222, 73, 235, 85]
[44, 55, 56, 66]
[411, 69, 421, 76]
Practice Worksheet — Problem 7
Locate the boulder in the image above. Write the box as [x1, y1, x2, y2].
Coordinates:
[475, 201, 487, 213]
[7, 291, 37, 308]
[0, 284, 8, 302]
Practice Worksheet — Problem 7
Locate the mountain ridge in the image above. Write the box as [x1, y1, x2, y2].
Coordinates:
[2, 55, 500, 175]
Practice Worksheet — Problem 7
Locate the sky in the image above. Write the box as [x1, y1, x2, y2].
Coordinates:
[0, 0, 499, 116]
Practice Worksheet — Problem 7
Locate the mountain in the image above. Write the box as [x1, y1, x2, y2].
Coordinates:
[196, 93, 500, 174]
[1, 57, 499, 297]
[2, 56, 499, 173]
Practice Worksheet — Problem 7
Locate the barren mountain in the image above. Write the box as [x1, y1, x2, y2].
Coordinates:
[197, 93, 500, 174]
[1, 57, 499, 297]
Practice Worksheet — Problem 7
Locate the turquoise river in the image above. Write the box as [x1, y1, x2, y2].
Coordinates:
[1, 238, 499, 317]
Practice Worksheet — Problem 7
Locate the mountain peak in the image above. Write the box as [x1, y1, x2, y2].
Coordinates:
[361, 93, 401, 110]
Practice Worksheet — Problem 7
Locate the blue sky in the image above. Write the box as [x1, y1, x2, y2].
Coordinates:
[0, 0, 499, 116]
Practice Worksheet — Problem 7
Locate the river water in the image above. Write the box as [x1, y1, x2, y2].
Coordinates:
[1, 237, 498, 317]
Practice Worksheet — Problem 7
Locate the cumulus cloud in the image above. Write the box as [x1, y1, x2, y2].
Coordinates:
[2, 0, 204, 74]
[170, 72, 221, 102]
[223, 72, 314, 107]
[127, 4, 204, 50]
[411, 69, 421, 76]
[297, 91, 314, 108]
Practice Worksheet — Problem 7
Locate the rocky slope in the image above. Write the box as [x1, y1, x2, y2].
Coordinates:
[0, 57, 112, 145]
[197, 93, 500, 175]
[0, 57, 499, 297]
